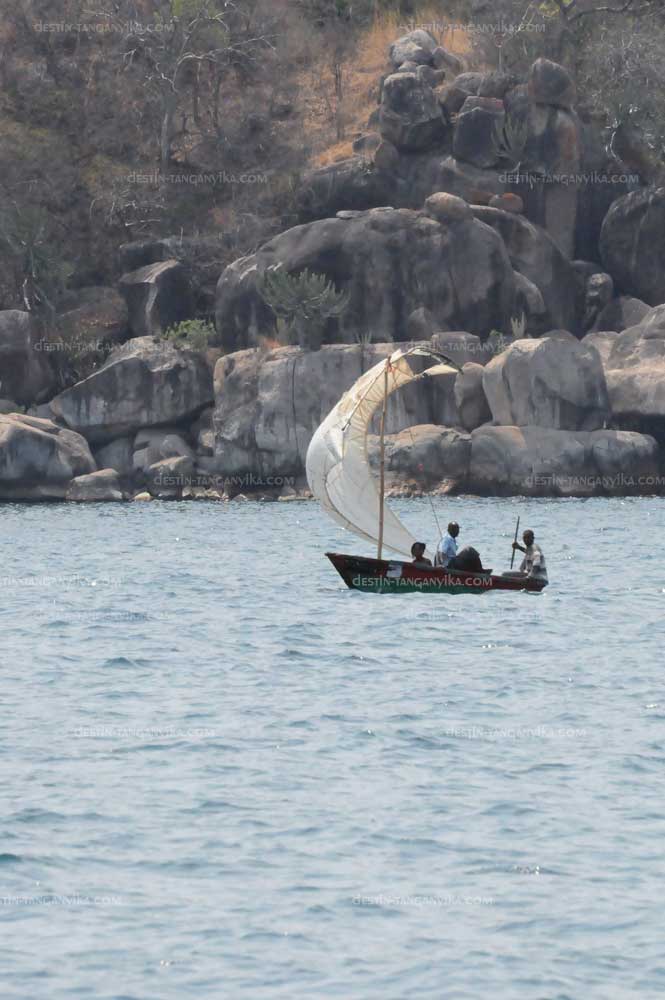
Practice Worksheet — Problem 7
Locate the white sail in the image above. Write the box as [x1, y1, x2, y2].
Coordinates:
[306, 348, 458, 558]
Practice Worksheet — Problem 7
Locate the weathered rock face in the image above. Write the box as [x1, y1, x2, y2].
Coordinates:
[66, 469, 124, 502]
[432, 331, 491, 368]
[379, 72, 447, 151]
[453, 96, 505, 169]
[582, 330, 619, 367]
[482, 336, 610, 430]
[94, 437, 134, 476]
[213, 342, 460, 480]
[215, 207, 516, 352]
[369, 424, 471, 490]
[600, 188, 665, 306]
[389, 29, 438, 71]
[0, 413, 96, 500]
[298, 157, 395, 221]
[119, 234, 229, 313]
[145, 455, 194, 498]
[583, 272, 614, 331]
[56, 287, 129, 350]
[575, 118, 630, 262]
[528, 58, 576, 110]
[0, 311, 57, 406]
[439, 73, 483, 117]
[471, 207, 580, 334]
[591, 296, 650, 334]
[51, 337, 214, 444]
[454, 362, 492, 431]
[519, 105, 581, 258]
[604, 308, 665, 442]
[133, 428, 195, 472]
[119, 260, 193, 338]
[469, 425, 658, 496]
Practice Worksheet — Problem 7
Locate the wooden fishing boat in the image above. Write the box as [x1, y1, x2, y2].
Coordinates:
[326, 553, 547, 595]
[306, 346, 547, 595]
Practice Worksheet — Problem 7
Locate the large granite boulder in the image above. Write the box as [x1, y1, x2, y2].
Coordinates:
[66, 469, 124, 502]
[368, 424, 471, 490]
[600, 188, 665, 306]
[439, 73, 483, 117]
[453, 96, 505, 169]
[133, 428, 195, 473]
[51, 337, 214, 444]
[590, 296, 651, 334]
[483, 336, 610, 430]
[93, 437, 134, 476]
[528, 58, 576, 110]
[519, 105, 581, 258]
[119, 260, 193, 338]
[145, 456, 195, 498]
[215, 207, 516, 353]
[454, 362, 492, 431]
[0, 311, 57, 406]
[0, 413, 96, 500]
[379, 72, 447, 151]
[582, 331, 619, 367]
[604, 308, 665, 442]
[430, 155, 506, 205]
[471, 207, 580, 334]
[583, 272, 614, 331]
[389, 29, 438, 71]
[119, 234, 229, 313]
[469, 425, 659, 496]
[213, 342, 459, 480]
[56, 287, 129, 350]
[297, 157, 394, 221]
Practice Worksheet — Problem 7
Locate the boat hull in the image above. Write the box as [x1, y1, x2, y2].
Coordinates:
[326, 553, 547, 595]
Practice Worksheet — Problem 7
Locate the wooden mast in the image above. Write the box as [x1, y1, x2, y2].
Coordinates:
[377, 360, 389, 561]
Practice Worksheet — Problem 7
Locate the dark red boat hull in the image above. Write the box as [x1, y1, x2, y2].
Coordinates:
[326, 552, 547, 595]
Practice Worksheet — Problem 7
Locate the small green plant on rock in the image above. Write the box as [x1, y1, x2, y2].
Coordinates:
[163, 318, 215, 352]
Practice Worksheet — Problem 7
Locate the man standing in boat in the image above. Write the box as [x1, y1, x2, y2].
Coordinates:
[435, 522, 459, 568]
[512, 529, 548, 584]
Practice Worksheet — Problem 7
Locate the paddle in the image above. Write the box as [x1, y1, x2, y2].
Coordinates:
[510, 516, 521, 569]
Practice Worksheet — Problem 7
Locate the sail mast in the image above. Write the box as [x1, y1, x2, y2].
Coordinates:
[377, 360, 389, 561]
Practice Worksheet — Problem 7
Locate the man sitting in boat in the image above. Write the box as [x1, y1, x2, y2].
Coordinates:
[435, 522, 459, 567]
[411, 542, 433, 569]
[435, 522, 485, 573]
[512, 529, 548, 583]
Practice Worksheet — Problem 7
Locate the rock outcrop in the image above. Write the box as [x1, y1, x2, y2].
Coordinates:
[215, 206, 516, 352]
[469, 425, 659, 496]
[369, 424, 471, 491]
[0, 311, 56, 406]
[51, 337, 213, 444]
[604, 307, 665, 442]
[471, 207, 579, 334]
[66, 469, 124, 502]
[0, 413, 96, 500]
[379, 71, 447, 151]
[482, 336, 610, 431]
[454, 362, 492, 431]
[213, 342, 462, 480]
[119, 260, 193, 338]
[600, 188, 665, 306]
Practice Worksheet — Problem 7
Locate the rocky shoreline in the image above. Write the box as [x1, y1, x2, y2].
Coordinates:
[2, 31, 665, 503]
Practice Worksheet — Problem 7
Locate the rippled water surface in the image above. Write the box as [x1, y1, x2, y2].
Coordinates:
[2, 496, 664, 999]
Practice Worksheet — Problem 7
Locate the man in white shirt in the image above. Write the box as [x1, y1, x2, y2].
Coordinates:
[512, 529, 548, 583]
[435, 522, 459, 568]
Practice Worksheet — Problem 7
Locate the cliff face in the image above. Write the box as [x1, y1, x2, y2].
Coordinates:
[1, 26, 664, 501]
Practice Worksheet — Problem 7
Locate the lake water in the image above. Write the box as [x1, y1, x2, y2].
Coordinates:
[1, 496, 664, 999]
